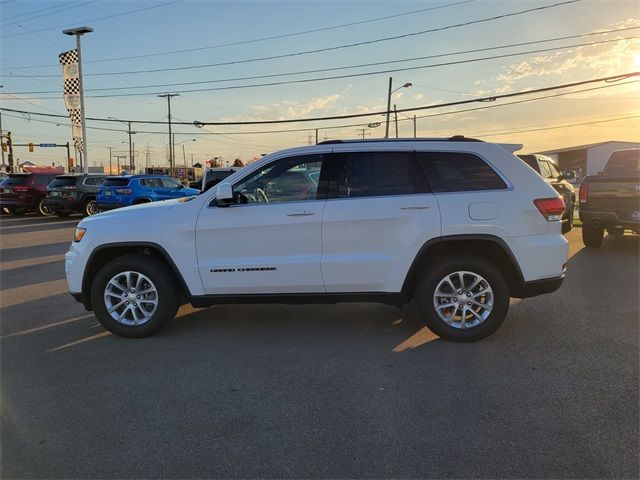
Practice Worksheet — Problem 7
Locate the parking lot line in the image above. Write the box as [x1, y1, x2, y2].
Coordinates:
[1, 278, 68, 308]
[0, 254, 64, 271]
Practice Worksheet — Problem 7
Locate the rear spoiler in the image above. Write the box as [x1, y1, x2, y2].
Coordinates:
[499, 143, 523, 153]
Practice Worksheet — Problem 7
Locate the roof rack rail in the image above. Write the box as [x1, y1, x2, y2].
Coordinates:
[317, 136, 483, 145]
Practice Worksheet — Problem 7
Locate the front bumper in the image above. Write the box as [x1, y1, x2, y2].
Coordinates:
[519, 274, 565, 298]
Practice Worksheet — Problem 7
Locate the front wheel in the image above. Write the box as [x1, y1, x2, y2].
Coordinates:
[582, 224, 604, 248]
[90, 254, 180, 338]
[415, 254, 510, 342]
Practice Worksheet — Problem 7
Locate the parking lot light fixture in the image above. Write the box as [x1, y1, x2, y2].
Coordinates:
[385, 78, 412, 138]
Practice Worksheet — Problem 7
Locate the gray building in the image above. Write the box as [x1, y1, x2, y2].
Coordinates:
[535, 140, 639, 179]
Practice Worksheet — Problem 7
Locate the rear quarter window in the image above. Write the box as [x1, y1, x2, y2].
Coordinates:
[418, 152, 507, 193]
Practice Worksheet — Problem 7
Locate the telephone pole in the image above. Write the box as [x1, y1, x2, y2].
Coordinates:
[158, 93, 179, 178]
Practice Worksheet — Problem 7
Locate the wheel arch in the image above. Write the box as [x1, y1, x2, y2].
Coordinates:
[81, 242, 190, 310]
[401, 235, 526, 299]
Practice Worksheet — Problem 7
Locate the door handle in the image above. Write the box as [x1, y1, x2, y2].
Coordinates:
[400, 205, 430, 210]
[286, 210, 315, 216]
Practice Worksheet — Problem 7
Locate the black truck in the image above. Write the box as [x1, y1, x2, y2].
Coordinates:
[579, 148, 640, 247]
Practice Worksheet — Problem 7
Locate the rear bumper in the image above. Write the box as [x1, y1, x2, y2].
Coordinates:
[96, 202, 124, 211]
[0, 199, 34, 208]
[579, 209, 640, 230]
[44, 197, 82, 212]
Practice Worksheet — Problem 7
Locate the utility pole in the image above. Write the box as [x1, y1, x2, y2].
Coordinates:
[394, 104, 399, 139]
[158, 93, 179, 178]
[132, 142, 135, 172]
[385, 77, 392, 139]
[190, 154, 194, 169]
[145, 144, 150, 172]
[7, 131, 14, 173]
[108, 146, 112, 174]
[315, 129, 319, 144]
[413, 115, 417, 138]
[0, 111, 5, 169]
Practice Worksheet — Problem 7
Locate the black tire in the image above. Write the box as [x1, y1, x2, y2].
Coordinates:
[90, 254, 180, 338]
[415, 254, 510, 342]
[35, 198, 53, 217]
[582, 224, 604, 248]
[83, 199, 98, 216]
[56, 211, 71, 218]
[562, 203, 574, 234]
[134, 198, 151, 205]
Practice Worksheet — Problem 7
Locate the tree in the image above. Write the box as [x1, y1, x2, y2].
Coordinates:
[233, 158, 244, 167]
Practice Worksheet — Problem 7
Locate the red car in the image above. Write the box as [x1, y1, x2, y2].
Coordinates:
[0, 172, 58, 216]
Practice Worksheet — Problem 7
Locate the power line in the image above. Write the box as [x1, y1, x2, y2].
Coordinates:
[6, 28, 636, 92]
[0, 0, 183, 38]
[7, 38, 633, 101]
[1, 0, 581, 73]
[1, 0, 98, 28]
[470, 115, 640, 138]
[2, 73, 637, 128]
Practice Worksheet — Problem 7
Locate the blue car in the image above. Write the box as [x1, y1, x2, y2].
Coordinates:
[96, 175, 200, 211]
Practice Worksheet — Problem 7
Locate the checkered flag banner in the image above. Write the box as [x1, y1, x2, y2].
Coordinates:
[59, 49, 84, 148]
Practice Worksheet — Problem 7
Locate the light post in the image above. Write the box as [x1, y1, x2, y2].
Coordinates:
[174, 138, 196, 167]
[108, 117, 136, 169]
[62, 26, 92, 174]
[385, 78, 412, 138]
[395, 110, 418, 138]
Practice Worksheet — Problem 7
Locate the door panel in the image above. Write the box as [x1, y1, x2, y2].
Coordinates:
[195, 153, 329, 295]
[320, 149, 441, 293]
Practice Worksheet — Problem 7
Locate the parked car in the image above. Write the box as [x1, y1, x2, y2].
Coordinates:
[44, 174, 108, 217]
[201, 167, 241, 192]
[66, 137, 568, 340]
[96, 175, 199, 211]
[578, 148, 640, 247]
[0, 172, 57, 216]
[518, 154, 576, 233]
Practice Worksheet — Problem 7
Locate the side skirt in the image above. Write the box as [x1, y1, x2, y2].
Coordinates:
[189, 292, 406, 308]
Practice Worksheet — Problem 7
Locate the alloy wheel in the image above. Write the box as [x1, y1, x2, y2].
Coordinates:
[432, 271, 494, 329]
[104, 271, 159, 326]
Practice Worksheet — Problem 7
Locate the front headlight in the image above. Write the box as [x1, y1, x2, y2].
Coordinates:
[74, 227, 86, 242]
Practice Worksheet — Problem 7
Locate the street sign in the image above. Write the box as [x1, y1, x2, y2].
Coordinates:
[39, 143, 57, 147]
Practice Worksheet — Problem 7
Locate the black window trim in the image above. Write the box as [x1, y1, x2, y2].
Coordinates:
[325, 150, 431, 201]
[416, 149, 512, 194]
[214, 153, 329, 208]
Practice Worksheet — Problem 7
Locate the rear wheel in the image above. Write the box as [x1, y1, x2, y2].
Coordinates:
[582, 224, 604, 247]
[36, 198, 53, 217]
[83, 199, 98, 216]
[415, 254, 510, 342]
[90, 254, 180, 338]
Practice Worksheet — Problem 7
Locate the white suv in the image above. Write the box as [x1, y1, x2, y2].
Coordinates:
[65, 137, 568, 341]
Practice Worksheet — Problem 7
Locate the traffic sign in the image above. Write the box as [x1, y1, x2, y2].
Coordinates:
[39, 143, 57, 147]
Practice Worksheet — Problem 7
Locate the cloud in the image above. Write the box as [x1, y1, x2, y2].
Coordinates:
[471, 19, 640, 96]
[220, 92, 343, 122]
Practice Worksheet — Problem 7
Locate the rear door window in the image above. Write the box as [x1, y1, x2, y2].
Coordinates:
[418, 152, 507, 192]
[2, 175, 29, 186]
[331, 151, 428, 198]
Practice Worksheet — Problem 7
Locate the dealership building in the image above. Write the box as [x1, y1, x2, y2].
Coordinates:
[534, 140, 639, 179]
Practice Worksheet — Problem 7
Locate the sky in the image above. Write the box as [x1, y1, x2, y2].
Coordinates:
[1, 0, 639, 169]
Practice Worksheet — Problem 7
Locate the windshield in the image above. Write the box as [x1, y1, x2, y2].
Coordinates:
[102, 178, 131, 187]
[48, 177, 76, 188]
[1, 175, 29, 186]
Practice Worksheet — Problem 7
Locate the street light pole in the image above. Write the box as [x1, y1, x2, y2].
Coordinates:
[384, 78, 412, 139]
[63, 26, 92, 174]
[128, 121, 133, 169]
[158, 93, 179, 178]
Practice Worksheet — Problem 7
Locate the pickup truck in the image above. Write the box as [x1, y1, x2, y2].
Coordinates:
[579, 148, 640, 247]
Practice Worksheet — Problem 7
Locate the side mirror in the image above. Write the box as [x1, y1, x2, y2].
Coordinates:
[562, 170, 576, 180]
[215, 182, 234, 207]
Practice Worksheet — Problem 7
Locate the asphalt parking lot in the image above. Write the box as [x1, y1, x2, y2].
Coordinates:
[1, 214, 638, 479]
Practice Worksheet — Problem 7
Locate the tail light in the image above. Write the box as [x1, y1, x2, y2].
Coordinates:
[12, 186, 28, 195]
[115, 188, 132, 195]
[534, 197, 565, 221]
[579, 183, 588, 204]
